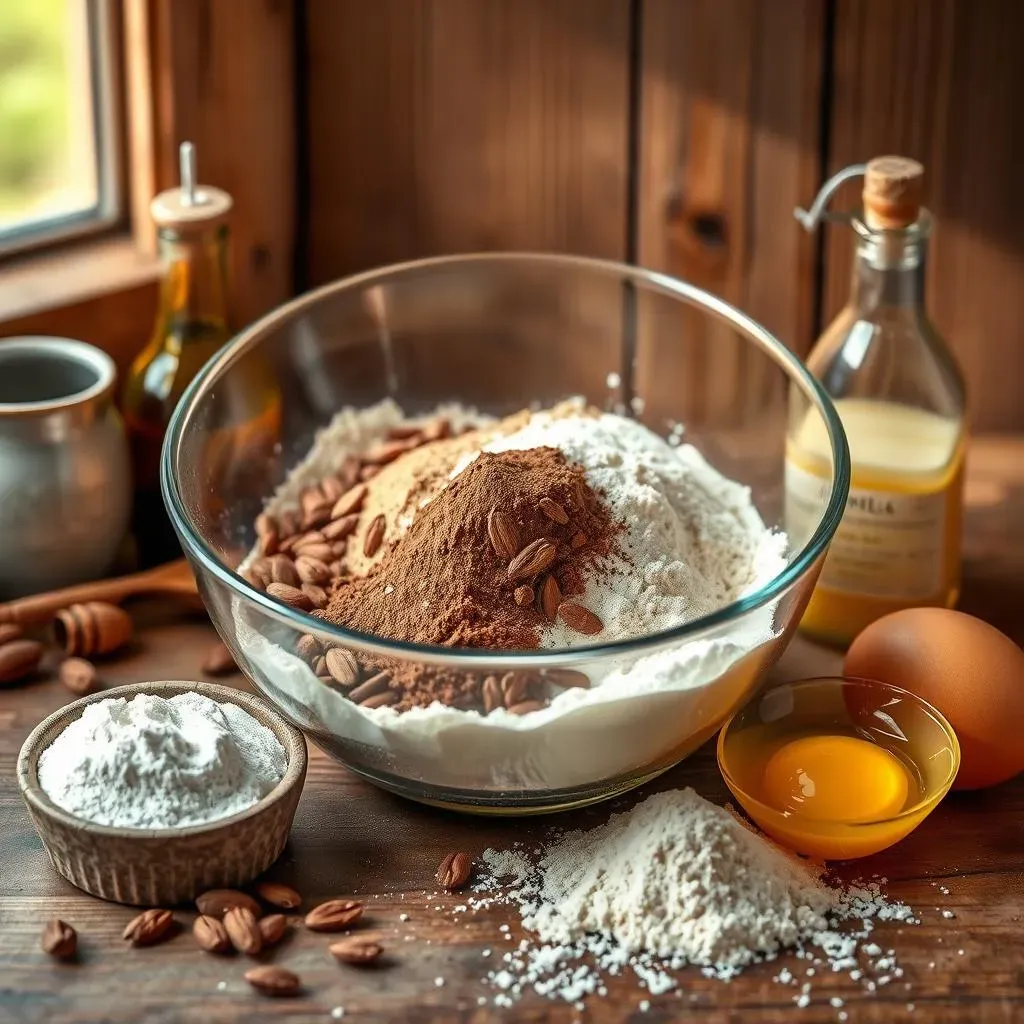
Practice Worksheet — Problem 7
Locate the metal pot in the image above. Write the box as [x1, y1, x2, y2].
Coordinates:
[0, 337, 131, 598]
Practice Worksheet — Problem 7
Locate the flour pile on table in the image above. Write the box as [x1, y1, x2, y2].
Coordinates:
[471, 789, 917, 1009]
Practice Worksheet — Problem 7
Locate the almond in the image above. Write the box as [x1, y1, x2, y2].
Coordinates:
[387, 423, 424, 440]
[349, 671, 391, 703]
[435, 851, 473, 891]
[501, 670, 531, 708]
[329, 935, 383, 965]
[255, 512, 277, 539]
[256, 881, 302, 910]
[296, 634, 323, 661]
[482, 675, 503, 714]
[41, 918, 76, 959]
[193, 914, 230, 954]
[224, 906, 262, 955]
[513, 585, 534, 608]
[363, 438, 416, 465]
[320, 476, 345, 503]
[266, 582, 313, 611]
[507, 538, 557, 582]
[508, 699, 547, 716]
[573, 476, 589, 510]
[487, 507, 520, 560]
[420, 417, 450, 442]
[363, 514, 386, 557]
[269, 554, 300, 587]
[200, 641, 236, 677]
[544, 668, 591, 690]
[338, 455, 361, 489]
[58, 657, 96, 695]
[305, 899, 364, 932]
[331, 483, 367, 520]
[359, 690, 399, 709]
[295, 556, 331, 586]
[294, 542, 333, 564]
[323, 649, 359, 688]
[241, 567, 267, 591]
[278, 510, 300, 538]
[558, 602, 604, 636]
[258, 914, 289, 947]
[123, 908, 174, 947]
[538, 497, 569, 525]
[293, 530, 327, 552]
[323, 514, 359, 541]
[571, 531, 588, 550]
[257, 528, 279, 557]
[196, 889, 262, 919]
[245, 964, 300, 996]
[0, 638, 44, 685]
[0, 623, 23, 645]
[539, 575, 561, 622]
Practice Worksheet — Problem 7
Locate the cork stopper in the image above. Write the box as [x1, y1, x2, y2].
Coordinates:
[150, 141, 232, 231]
[862, 156, 924, 230]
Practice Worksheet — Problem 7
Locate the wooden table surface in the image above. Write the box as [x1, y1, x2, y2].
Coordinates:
[2, 439, 1024, 1024]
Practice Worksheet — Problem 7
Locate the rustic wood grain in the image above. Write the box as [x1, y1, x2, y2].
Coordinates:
[635, 0, 823, 430]
[822, 0, 1024, 432]
[1, 439, 1023, 1021]
[149, 0, 297, 328]
[305, 0, 631, 285]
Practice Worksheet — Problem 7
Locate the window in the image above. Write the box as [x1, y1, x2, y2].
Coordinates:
[0, 0, 120, 257]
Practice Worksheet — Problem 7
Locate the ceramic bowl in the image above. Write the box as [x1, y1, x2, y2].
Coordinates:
[717, 676, 960, 860]
[17, 680, 307, 906]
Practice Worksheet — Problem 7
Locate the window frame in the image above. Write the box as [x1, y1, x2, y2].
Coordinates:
[0, 0, 125, 258]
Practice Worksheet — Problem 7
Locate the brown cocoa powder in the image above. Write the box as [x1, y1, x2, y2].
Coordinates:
[324, 446, 618, 666]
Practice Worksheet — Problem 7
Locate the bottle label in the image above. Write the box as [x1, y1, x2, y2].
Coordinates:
[784, 460, 945, 600]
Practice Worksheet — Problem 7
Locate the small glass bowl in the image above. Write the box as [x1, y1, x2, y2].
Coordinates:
[717, 676, 960, 860]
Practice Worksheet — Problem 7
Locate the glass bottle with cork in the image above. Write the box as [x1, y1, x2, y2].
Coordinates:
[786, 156, 967, 647]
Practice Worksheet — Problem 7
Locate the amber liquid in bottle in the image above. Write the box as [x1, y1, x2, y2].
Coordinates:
[122, 226, 233, 565]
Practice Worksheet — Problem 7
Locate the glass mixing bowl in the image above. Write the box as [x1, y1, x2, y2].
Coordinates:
[163, 253, 849, 813]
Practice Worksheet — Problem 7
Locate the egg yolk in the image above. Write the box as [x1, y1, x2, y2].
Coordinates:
[762, 735, 910, 823]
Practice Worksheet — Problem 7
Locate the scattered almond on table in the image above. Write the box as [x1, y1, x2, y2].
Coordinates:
[258, 914, 289, 947]
[436, 851, 473, 891]
[245, 964, 301, 997]
[123, 908, 175, 947]
[304, 899, 364, 932]
[256, 881, 302, 910]
[329, 935, 384, 965]
[41, 918, 77, 959]
[224, 906, 262, 955]
[58, 657, 97, 696]
[193, 914, 231, 954]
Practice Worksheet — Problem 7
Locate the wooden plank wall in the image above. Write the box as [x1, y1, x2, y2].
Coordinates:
[303, 0, 1024, 431]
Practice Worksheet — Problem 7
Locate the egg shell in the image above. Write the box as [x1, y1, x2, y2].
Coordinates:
[844, 608, 1024, 790]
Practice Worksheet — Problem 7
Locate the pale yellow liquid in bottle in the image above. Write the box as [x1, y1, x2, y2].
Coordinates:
[786, 398, 964, 646]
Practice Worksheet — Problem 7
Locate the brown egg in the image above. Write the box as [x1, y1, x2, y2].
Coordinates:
[844, 608, 1024, 790]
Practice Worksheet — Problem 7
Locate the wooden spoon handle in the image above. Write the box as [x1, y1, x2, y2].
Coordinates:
[0, 559, 198, 629]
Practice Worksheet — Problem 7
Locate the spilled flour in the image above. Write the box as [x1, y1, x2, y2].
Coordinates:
[471, 789, 917, 1009]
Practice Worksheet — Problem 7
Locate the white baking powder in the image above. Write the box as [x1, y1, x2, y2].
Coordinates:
[237, 399, 788, 793]
[37, 693, 287, 829]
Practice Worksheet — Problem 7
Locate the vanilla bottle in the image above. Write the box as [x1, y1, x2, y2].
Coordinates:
[786, 156, 967, 647]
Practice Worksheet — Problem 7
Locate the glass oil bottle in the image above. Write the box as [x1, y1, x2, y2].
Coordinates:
[786, 156, 967, 647]
[121, 143, 280, 566]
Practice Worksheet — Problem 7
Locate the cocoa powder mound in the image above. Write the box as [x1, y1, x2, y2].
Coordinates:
[324, 447, 619, 655]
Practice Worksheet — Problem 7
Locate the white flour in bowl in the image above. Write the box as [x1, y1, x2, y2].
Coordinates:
[37, 693, 286, 829]
[234, 399, 789, 792]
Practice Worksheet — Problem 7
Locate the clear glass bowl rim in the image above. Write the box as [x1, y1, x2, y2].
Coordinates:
[161, 251, 852, 668]
[716, 674, 961, 827]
